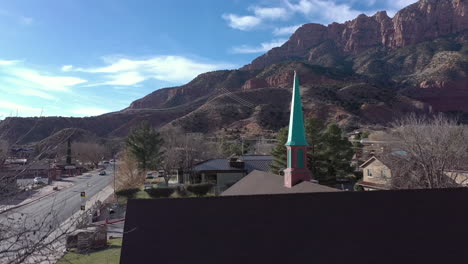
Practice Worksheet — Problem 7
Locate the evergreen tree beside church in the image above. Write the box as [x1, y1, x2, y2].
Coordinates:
[270, 118, 354, 186]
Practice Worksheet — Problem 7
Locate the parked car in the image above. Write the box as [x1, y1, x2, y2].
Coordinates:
[146, 173, 154, 179]
[33, 177, 47, 184]
[99, 170, 106, 176]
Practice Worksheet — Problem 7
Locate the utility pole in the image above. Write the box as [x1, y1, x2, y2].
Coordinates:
[113, 152, 116, 199]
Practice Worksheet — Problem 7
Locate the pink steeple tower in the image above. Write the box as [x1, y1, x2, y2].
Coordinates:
[283, 72, 312, 188]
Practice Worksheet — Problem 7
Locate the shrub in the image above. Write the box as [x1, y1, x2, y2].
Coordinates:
[145, 187, 175, 198]
[353, 183, 365, 192]
[187, 183, 214, 197]
[175, 186, 189, 197]
[116, 188, 140, 199]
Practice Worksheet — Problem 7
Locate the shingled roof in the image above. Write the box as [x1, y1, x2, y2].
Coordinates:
[193, 155, 273, 173]
[221, 170, 339, 196]
[121, 188, 468, 264]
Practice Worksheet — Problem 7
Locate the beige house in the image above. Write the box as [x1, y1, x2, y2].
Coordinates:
[359, 156, 468, 191]
[358, 156, 391, 191]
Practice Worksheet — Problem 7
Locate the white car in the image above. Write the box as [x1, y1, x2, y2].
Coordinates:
[33, 177, 47, 184]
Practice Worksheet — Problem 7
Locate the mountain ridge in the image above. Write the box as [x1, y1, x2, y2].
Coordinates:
[1, 0, 467, 145]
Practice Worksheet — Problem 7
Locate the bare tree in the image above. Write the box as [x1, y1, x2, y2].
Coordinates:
[72, 142, 107, 168]
[115, 149, 145, 191]
[160, 127, 221, 185]
[0, 127, 107, 263]
[382, 114, 468, 189]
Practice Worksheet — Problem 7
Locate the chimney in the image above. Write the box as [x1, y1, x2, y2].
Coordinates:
[229, 157, 245, 169]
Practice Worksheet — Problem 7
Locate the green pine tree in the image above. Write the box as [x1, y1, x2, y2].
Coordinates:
[315, 124, 354, 186]
[125, 121, 165, 173]
[270, 127, 288, 175]
[270, 118, 355, 186]
[305, 118, 325, 178]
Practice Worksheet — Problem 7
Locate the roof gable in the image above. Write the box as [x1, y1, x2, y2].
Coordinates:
[221, 170, 339, 196]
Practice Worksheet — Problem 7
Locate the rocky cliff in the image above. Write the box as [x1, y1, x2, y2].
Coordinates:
[242, 0, 467, 70]
[1, 0, 467, 145]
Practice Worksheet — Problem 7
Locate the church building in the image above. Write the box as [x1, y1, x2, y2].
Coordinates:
[221, 72, 338, 196]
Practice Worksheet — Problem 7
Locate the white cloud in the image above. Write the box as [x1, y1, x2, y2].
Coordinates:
[391, 0, 418, 9]
[231, 39, 288, 54]
[8, 68, 86, 92]
[387, 0, 418, 16]
[0, 100, 43, 116]
[285, 0, 363, 23]
[251, 7, 288, 20]
[0, 60, 86, 105]
[105, 71, 146, 86]
[76, 55, 234, 85]
[70, 107, 110, 117]
[0, 60, 19, 66]
[273, 24, 302, 36]
[61, 65, 73, 71]
[222, 14, 261, 31]
[224, 0, 381, 32]
[16, 89, 57, 100]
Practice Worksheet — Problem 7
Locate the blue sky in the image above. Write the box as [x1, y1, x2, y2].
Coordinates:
[0, 0, 417, 118]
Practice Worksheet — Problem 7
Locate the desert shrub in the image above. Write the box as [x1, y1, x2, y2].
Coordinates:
[145, 187, 175, 198]
[115, 188, 140, 199]
[187, 183, 214, 197]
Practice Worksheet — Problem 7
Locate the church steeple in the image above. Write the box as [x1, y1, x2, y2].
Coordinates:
[284, 71, 312, 187]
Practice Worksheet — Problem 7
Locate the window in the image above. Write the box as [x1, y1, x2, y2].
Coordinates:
[367, 169, 373, 177]
[297, 149, 304, 169]
[381, 170, 386, 178]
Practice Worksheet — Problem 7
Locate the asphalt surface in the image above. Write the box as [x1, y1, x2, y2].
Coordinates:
[10, 167, 113, 224]
[0, 166, 114, 262]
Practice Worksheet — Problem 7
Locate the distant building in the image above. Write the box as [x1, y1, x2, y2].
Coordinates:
[357, 156, 391, 191]
[358, 155, 468, 191]
[189, 155, 273, 194]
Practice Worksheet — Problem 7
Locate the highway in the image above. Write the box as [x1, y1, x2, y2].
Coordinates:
[0, 166, 114, 263]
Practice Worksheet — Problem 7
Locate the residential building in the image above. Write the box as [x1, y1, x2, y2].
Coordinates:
[189, 155, 273, 194]
[358, 156, 391, 190]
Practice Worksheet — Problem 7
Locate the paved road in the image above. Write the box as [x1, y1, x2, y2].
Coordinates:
[0, 166, 114, 263]
[10, 167, 113, 223]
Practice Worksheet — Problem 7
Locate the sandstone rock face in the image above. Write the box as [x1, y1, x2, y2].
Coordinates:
[241, 79, 269, 90]
[242, 0, 467, 70]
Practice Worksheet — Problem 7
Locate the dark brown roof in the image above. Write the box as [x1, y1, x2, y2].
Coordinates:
[121, 188, 468, 264]
[221, 170, 340, 196]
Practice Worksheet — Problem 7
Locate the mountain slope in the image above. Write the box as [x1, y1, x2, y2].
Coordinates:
[0, 0, 467, 145]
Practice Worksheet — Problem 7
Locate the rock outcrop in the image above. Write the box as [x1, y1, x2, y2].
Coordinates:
[242, 0, 467, 70]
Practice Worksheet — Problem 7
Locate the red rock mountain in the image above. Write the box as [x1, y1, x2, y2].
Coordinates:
[242, 0, 467, 70]
[0, 0, 467, 145]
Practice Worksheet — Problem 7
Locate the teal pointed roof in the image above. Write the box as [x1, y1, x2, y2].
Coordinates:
[285, 71, 308, 146]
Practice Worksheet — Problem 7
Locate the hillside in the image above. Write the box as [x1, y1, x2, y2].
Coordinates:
[0, 0, 466, 145]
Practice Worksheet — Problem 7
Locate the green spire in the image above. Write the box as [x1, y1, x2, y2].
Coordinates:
[285, 71, 308, 146]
